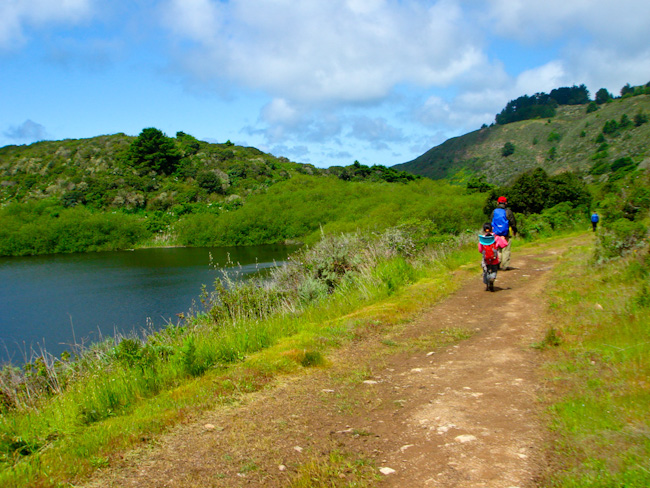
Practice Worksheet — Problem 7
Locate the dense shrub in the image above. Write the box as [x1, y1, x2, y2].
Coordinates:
[501, 142, 515, 157]
[0, 201, 149, 255]
[517, 202, 589, 238]
[595, 219, 648, 261]
[484, 168, 591, 216]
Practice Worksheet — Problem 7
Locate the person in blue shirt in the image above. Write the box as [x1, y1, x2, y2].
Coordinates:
[591, 212, 599, 232]
[490, 196, 518, 270]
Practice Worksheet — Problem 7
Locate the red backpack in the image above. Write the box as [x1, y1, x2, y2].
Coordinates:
[483, 243, 499, 265]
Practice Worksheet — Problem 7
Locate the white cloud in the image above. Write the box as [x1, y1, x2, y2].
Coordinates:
[247, 100, 344, 146]
[485, 0, 650, 47]
[161, 0, 221, 42]
[561, 45, 650, 94]
[162, 0, 484, 103]
[0, 0, 92, 49]
[261, 99, 302, 127]
[348, 116, 405, 144]
[414, 88, 503, 133]
[4, 119, 48, 141]
[513, 61, 568, 97]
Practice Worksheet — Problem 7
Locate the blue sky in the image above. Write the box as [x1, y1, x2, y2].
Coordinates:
[2, 0, 649, 168]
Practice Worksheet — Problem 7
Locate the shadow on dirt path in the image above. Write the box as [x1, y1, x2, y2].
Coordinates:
[85, 240, 573, 488]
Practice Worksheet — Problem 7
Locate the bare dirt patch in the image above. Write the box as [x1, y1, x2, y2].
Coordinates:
[85, 244, 564, 488]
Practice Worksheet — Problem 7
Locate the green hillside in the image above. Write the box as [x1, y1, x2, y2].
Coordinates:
[0, 132, 310, 209]
[0, 130, 467, 256]
[395, 93, 650, 185]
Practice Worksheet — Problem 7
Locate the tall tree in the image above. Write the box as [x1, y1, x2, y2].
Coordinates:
[127, 128, 181, 175]
[550, 84, 590, 105]
[595, 88, 613, 105]
[620, 83, 634, 97]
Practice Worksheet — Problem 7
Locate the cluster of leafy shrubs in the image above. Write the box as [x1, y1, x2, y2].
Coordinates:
[593, 169, 650, 262]
[0, 173, 485, 255]
[474, 160, 649, 261]
[477, 167, 592, 236]
[176, 175, 485, 247]
[495, 81, 650, 126]
[497, 169, 592, 215]
[325, 160, 420, 183]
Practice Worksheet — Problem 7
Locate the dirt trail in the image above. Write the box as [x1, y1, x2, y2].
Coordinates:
[86, 243, 563, 488]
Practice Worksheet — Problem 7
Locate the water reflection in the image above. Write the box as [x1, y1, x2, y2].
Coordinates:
[0, 245, 296, 364]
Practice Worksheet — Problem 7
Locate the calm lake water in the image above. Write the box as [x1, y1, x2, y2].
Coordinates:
[0, 245, 297, 365]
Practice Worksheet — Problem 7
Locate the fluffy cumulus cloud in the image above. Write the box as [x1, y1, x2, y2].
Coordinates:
[349, 116, 404, 145]
[0, 0, 92, 49]
[252, 100, 344, 146]
[485, 0, 650, 47]
[153, 0, 650, 164]
[162, 0, 484, 103]
[483, 0, 650, 90]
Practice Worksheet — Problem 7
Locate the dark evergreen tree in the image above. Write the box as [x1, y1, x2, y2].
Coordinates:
[595, 88, 613, 105]
[495, 93, 557, 125]
[550, 84, 590, 105]
[127, 128, 181, 175]
[501, 142, 515, 157]
[620, 83, 634, 97]
[634, 111, 648, 127]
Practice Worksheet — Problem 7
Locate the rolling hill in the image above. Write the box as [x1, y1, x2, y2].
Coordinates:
[395, 94, 650, 185]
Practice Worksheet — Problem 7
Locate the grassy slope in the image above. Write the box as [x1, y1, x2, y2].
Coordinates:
[539, 233, 650, 486]
[395, 95, 650, 185]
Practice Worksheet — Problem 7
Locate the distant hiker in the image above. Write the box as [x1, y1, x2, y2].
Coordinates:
[490, 196, 517, 270]
[591, 212, 599, 232]
[478, 222, 508, 292]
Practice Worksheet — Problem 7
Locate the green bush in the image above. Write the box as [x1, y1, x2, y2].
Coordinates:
[547, 131, 561, 142]
[595, 219, 648, 261]
[0, 201, 149, 256]
[518, 202, 588, 238]
[501, 142, 515, 157]
[176, 176, 485, 248]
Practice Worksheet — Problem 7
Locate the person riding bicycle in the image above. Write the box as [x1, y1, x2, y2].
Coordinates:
[478, 222, 508, 292]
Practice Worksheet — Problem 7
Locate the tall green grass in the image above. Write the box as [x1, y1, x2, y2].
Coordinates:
[541, 233, 650, 487]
